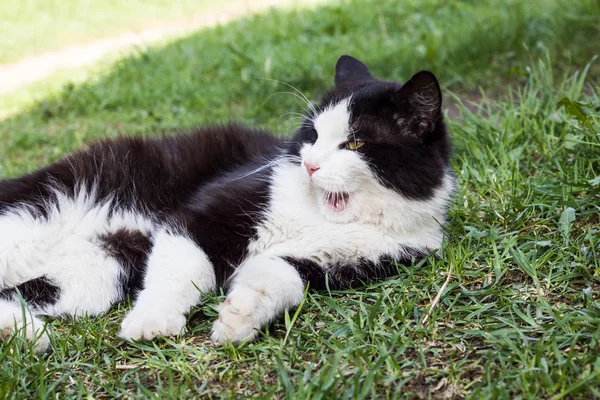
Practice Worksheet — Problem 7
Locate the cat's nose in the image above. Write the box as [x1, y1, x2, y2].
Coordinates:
[304, 162, 320, 177]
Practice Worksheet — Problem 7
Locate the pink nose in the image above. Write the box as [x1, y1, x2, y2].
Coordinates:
[304, 162, 320, 177]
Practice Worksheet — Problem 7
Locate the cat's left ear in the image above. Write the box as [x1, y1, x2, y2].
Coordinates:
[335, 55, 373, 86]
[395, 70, 442, 134]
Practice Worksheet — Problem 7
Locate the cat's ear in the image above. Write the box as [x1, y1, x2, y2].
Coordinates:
[395, 70, 442, 133]
[335, 55, 373, 86]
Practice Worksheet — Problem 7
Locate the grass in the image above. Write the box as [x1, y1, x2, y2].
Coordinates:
[0, 0, 237, 63]
[1, 0, 600, 398]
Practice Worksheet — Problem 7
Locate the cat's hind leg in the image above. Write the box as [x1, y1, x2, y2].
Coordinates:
[0, 190, 152, 352]
[119, 228, 216, 341]
[0, 199, 66, 352]
[0, 238, 123, 354]
[0, 286, 55, 353]
[0, 299, 49, 353]
[211, 256, 305, 344]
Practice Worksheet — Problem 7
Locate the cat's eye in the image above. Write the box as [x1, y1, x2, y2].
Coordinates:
[345, 141, 365, 151]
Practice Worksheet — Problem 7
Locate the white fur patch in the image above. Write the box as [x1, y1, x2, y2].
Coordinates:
[211, 256, 304, 344]
[0, 187, 154, 317]
[119, 229, 215, 341]
[311, 98, 352, 149]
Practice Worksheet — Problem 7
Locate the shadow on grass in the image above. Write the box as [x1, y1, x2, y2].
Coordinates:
[0, 0, 598, 175]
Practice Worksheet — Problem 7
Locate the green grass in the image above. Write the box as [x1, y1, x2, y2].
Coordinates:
[1, 0, 600, 398]
[0, 0, 238, 63]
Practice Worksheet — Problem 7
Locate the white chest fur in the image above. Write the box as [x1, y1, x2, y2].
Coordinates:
[247, 162, 453, 265]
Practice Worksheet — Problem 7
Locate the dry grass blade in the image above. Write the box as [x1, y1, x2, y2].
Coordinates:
[422, 263, 453, 326]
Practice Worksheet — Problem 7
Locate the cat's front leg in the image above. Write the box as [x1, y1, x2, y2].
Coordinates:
[211, 256, 304, 344]
[119, 229, 216, 341]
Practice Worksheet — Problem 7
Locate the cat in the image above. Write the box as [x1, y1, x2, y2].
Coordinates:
[0, 55, 454, 353]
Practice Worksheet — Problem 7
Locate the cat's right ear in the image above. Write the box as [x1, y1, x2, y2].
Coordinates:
[335, 55, 373, 86]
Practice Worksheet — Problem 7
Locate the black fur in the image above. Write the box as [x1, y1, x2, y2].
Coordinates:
[171, 163, 274, 286]
[98, 229, 153, 297]
[0, 124, 281, 216]
[0, 276, 60, 307]
[283, 249, 427, 290]
[334, 55, 373, 87]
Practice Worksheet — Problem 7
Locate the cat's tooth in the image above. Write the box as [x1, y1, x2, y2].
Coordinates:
[334, 198, 344, 211]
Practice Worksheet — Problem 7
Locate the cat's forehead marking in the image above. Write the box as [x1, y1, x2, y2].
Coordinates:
[313, 98, 351, 142]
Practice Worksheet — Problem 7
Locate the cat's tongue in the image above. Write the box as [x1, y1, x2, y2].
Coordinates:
[327, 192, 350, 212]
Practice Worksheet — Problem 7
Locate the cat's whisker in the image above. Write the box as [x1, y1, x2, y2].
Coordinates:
[263, 91, 313, 116]
[282, 115, 306, 124]
[349, 112, 362, 144]
[280, 116, 306, 130]
[259, 77, 318, 116]
[279, 154, 304, 164]
[341, 181, 354, 205]
[229, 158, 285, 182]
[277, 111, 306, 124]
[326, 182, 337, 219]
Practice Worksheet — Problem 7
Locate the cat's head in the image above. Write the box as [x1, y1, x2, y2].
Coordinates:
[292, 55, 452, 225]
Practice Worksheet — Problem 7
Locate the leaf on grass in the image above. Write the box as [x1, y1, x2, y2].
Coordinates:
[559, 207, 576, 239]
[588, 176, 600, 186]
[508, 146, 524, 161]
[464, 225, 488, 240]
[510, 247, 538, 284]
[557, 97, 594, 130]
[557, 97, 587, 121]
[564, 133, 583, 150]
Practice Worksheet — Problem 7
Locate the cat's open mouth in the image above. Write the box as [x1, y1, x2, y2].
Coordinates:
[325, 191, 350, 212]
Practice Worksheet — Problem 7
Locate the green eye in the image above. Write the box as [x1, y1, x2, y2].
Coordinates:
[345, 141, 365, 150]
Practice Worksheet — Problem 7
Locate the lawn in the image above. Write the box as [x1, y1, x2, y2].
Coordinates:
[1, 0, 599, 398]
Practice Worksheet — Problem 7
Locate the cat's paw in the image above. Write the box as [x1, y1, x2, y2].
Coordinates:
[119, 305, 186, 341]
[0, 301, 50, 353]
[211, 286, 260, 344]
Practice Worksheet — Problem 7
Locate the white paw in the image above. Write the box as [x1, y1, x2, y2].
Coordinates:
[211, 286, 261, 344]
[119, 306, 187, 341]
[0, 301, 50, 353]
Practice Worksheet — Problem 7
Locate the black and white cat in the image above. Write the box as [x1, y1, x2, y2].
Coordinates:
[0, 56, 453, 352]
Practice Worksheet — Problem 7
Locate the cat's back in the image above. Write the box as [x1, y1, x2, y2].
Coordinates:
[4, 124, 284, 214]
[75, 124, 282, 177]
